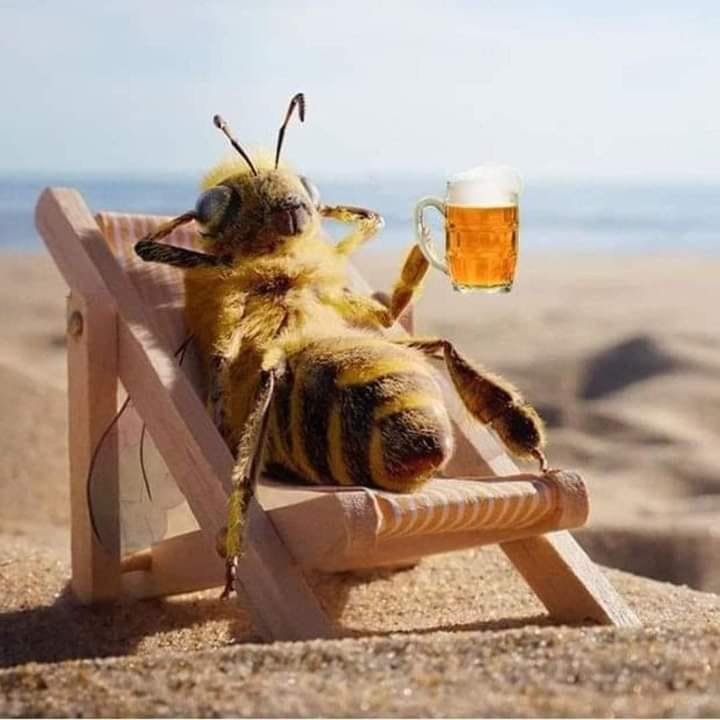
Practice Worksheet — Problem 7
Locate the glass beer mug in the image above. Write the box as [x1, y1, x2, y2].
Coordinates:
[415, 166, 521, 293]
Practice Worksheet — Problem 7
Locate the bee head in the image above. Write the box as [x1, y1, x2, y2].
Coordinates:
[193, 93, 322, 255]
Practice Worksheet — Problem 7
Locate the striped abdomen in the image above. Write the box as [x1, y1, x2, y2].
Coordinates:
[265, 337, 453, 492]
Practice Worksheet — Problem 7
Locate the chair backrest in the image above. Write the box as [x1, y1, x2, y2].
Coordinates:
[94, 212, 206, 551]
[96, 212, 198, 355]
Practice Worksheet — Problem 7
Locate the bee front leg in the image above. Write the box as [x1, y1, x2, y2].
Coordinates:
[220, 362, 282, 599]
[385, 244, 430, 324]
[370, 244, 430, 330]
[135, 239, 230, 269]
[330, 245, 429, 332]
[321, 246, 429, 334]
[398, 337, 550, 472]
[321, 205, 384, 256]
[134, 213, 231, 269]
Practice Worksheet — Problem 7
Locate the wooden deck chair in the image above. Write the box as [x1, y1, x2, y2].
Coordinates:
[35, 187, 639, 641]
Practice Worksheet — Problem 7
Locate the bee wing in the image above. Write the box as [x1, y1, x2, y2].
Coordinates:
[88, 394, 199, 555]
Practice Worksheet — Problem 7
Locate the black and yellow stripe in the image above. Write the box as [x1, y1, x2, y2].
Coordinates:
[265, 338, 452, 492]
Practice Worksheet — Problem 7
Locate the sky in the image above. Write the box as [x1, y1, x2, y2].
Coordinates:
[1, 0, 719, 182]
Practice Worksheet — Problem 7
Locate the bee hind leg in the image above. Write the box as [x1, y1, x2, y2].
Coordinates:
[397, 337, 549, 472]
[220, 364, 280, 599]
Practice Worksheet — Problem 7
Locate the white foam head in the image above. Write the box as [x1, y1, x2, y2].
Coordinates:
[447, 165, 521, 207]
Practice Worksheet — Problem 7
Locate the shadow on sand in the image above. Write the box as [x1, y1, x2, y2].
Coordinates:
[0, 583, 253, 669]
[1, 564, 566, 670]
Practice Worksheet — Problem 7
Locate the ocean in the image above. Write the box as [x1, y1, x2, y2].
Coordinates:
[2, 175, 718, 254]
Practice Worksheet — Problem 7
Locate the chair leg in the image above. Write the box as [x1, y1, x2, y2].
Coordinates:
[66, 292, 122, 602]
[236, 500, 338, 641]
[118, 519, 339, 646]
[501, 532, 640, 627]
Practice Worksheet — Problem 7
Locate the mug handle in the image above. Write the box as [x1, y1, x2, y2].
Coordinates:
[415, 197, 448, 275]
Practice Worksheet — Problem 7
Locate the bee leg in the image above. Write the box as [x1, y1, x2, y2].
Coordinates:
[208, 355, 236, 453]
[213, 525, 237, 599]
[134, 214, 231, 269]
[220, 555, 238, 600]
[398, 338, 549, 471]
[345, 246, 428, 331]
[208, 324, 247, 455]
[385, 244, 430, 324]
[135, 239, 231, 269]
[323, 246, 428, 333]
[220, 365, 279, 599]
[321, 205, 384, 256]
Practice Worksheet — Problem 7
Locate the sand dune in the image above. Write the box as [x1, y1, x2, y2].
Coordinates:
[0, 364, 68, 535]
[1, 250, 720, 715]
[578, 334, 686, 399]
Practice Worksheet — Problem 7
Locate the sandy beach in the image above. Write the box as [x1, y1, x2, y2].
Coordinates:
[1, 248, 720, 716]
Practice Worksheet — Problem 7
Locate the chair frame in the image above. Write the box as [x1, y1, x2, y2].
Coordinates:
[36, 187, 640, 641]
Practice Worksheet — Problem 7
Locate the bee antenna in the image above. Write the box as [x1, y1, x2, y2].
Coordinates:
[213, 114, 258, 176]
[274, 92, 305, 170]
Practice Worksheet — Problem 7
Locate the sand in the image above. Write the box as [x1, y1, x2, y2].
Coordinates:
[1, 248, 720, 716]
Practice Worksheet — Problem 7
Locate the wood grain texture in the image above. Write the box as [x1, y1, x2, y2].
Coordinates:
[115, 469, 590, 591]
[121, 530, 224, 600]
[502, 531, 641, 627]
[65, 292, 121, 602]
[236, 499, 338, 641]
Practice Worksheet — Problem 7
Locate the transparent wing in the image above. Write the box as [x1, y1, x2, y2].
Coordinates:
[88, 337, 201, 554]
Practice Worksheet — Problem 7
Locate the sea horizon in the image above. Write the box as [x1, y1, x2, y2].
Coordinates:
[3, 173, 719, 254]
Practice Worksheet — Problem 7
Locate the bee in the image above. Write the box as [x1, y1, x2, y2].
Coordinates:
[135, 93, 549, 595]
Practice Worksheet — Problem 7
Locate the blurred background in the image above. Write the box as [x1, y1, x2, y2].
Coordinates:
[1, 1, 719, 590]
[2, 0, 719, 251]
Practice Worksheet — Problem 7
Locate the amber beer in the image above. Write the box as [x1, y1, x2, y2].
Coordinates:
[415, 166, 521, 293]
[446, 204, 518, 291]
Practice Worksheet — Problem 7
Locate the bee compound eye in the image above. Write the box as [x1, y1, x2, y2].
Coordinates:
[299, 175, 321, 209]
[194, 186, 235, 230]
